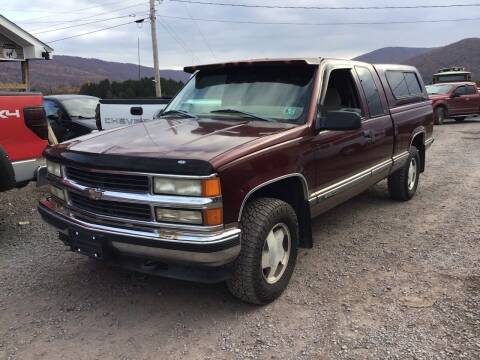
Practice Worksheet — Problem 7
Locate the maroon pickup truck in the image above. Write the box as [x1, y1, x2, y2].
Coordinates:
[38, 58, 433, 304]
[426, 82, 480, 125]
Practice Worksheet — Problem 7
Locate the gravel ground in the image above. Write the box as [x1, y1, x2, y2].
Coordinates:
[1, 117, 479, 360]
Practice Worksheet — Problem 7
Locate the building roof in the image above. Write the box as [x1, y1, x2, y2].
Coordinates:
[0, 15, 53, 61]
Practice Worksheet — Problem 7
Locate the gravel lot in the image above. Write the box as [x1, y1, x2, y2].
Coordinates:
[1, 117, 479, 360]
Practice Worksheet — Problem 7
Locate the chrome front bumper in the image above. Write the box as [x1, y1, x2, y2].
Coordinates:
[38, 199, 241, 267]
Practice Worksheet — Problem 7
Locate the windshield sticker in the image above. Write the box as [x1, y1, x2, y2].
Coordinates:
[285, 107, 296, 117]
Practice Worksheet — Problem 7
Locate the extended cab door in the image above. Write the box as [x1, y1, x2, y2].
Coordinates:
[354, 65, 394, 181]
[448, 85, 478, 115]
[309, 64, 393, 216]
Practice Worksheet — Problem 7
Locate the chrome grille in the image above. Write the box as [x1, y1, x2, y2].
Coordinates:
[66, 166, 149, 193]
[69, 192, 152, 221]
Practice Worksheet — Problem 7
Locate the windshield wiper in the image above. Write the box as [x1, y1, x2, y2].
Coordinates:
[211, 109, 273, 122]
[159, 110, 197, 119]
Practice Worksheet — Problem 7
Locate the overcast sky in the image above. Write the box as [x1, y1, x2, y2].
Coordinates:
[5, 0, 480, 69]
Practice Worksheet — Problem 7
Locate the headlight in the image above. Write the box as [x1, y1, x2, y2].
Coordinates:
[153, 177, 221, 197]
[46, 160, 62, 177]
[155, 208, 203, 224]
[49, 184, 66, 201]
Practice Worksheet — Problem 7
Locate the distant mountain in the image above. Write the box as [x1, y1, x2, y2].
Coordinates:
[352, 38, 480, 84]
[406, 38, 480, 83]
[0, 55, 189, 92]
[353, 46, 432, 64]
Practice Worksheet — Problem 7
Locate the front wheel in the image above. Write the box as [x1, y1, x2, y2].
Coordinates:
[388, 147, 420, 201]
[434, 107, 446, 125]
[227, 198, 298, 304]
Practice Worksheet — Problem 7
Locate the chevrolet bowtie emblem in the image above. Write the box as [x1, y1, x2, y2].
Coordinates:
[86, 188, 104, 200]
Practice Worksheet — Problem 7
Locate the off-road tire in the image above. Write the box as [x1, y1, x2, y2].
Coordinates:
[227, 198, 299, 304]
[434, 107, 446, 125]
[388, 146, 420, 201]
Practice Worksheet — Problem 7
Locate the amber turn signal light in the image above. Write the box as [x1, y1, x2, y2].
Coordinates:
[202, 178, 221, 197]
[203, 208, 223, 226]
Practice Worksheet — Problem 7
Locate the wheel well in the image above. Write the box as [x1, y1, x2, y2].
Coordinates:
[242, 177, 313, 249]
[411, 133, 425, 172]
[0, 145, 15, 192]
[434, 104, 448, 114]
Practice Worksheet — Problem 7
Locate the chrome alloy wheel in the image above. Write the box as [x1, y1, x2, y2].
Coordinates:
[407, 157, 418, 191]
[261, 223, 291, 284]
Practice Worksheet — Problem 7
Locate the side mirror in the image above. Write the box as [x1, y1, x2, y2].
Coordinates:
[451, 92, 461, 98]
[47, 114, 60, 122]
[317, 110, 362, 131]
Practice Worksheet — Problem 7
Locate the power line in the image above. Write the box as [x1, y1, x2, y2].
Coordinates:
[32, 14, 146, 35]
[47, 18, 148, 43]
[9, 0, 144, 15]
[159, 14, 480, 26]
[17, 1, 149, 24]
[182, 3, 217, 61]
[169, 0, 480, 10]
[158, 18, 201, 63]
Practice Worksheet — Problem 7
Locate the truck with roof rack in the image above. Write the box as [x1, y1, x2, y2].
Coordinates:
[38, 58, 433, 304]
[432, 67, 472, 84]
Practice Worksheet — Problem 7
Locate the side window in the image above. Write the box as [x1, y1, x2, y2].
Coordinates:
[386, 71, 409, 98]
[355, 66, 384, 117]
[386, 71, 423, 99]
[454, 86, 466, 96]
[44, 100, 60, 118]
[466, 85, 477, 95]
[404, 72, 422, 95]
[320, 68, 364, 117]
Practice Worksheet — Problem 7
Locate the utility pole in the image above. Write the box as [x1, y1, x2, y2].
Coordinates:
[149, 0, 162, 97]
[137, 37, 141, 81]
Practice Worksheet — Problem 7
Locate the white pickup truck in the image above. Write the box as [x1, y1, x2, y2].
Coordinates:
[96, 98, 171, 130]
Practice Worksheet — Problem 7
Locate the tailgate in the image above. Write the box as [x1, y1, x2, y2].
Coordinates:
[99, 99, 170, 130]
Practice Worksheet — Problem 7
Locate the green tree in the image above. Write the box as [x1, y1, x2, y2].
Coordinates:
[80, 77, 184, 99]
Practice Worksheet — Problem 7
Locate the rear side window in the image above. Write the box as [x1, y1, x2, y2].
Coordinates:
[386, 71, 423, 99]
[404, 73, 422, 95]
[355, 66, 384, 117]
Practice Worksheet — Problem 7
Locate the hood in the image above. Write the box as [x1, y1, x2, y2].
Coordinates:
[62, 117, 295, 162]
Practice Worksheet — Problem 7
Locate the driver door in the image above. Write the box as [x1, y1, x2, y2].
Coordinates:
[448, 86, 469, 115]
[310, 66, 391, 216]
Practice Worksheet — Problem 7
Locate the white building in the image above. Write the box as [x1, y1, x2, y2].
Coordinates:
[0, 15, 53, 91]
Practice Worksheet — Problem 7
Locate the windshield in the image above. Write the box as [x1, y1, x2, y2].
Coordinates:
[163, 65, 316, 124]
[426, 84, 454, 95]
[61, 97, 99, 118]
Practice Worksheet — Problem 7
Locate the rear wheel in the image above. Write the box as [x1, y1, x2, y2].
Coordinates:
[227, 198, 298, 304]
[434, 107, 446, 125]
[388, 147, 420, 201]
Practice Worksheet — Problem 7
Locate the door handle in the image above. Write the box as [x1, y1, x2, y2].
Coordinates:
[130, 107, 143, 116]
[363, 130, 373, 144]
